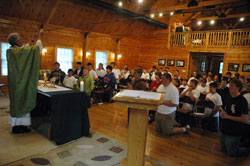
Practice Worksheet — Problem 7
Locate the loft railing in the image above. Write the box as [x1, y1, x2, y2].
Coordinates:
[170, 29, 250, 49]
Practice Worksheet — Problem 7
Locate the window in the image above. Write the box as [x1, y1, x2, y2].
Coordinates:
[201, 61, 206, 72]
[219, 61, 224, 74]
[95, 51, 108, 69]
[57, 48, 73, 73]
[1, 43, 10, 76]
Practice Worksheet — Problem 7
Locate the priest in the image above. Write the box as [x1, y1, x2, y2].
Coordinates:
[7, 31, 43, 134]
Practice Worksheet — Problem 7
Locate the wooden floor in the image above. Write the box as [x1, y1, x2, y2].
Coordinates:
[1, 95, 250, 166]
[88, 103, 250, 166]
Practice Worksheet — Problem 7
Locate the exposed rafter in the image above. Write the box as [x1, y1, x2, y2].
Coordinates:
[196, 13, 250, 21]
[184, 12, 201, 26]
[43, 0, 62, 28]
[150, 0, 242, 12]
[80, 0, 167, 29]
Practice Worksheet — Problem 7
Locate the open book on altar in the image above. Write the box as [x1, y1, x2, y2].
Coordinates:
[117, 90, 162, 100]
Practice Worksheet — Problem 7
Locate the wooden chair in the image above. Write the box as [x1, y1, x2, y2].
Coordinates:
[0, 84, 6, 96]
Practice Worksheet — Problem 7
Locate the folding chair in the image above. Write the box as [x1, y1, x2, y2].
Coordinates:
[0, 84, 6, 96]
[177, 96, 195, 126]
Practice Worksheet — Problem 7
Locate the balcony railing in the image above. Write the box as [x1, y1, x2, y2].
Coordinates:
[170, 29, 250, 49]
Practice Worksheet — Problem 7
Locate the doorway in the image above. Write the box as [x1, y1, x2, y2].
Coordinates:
[189, 52, 224, 78]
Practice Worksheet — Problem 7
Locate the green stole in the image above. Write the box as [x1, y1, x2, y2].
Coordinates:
[7, 45, 40, 117]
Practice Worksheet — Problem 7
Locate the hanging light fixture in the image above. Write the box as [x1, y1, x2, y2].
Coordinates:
[118, 1, 122, 7]
[240, 17, 245, 22]
[151, 14, 154, 18]
[159, 12, 163, 17]
[210, 20, 215, 25]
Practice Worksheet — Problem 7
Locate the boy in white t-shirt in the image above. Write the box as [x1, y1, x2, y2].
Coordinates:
[204, 82, 222, 116]
[197, 78, 209, 98]
[141, 68, 150, 80]
[63, 69, 76, 88]
[180, 79, 200, 111]
[202, 82, 222, 132]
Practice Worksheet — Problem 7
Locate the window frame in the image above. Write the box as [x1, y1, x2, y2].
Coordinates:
[0, 42, 10, 76]
[55, 46, 74, 73]
[219, 61, 224, 74]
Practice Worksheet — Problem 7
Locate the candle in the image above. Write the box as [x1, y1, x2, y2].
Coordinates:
[44, 73, 47, 79]
[80, 81, 84, 92]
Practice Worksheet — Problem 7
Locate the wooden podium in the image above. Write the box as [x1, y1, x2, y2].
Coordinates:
[113, 90, 165, 166]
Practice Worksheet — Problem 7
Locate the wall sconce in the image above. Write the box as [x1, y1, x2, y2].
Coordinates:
[118, 54, 122, 59]
[80, 51, 83, 56]
[112, 53, 115, 58]
[42, 48, 47, 53]
[86, 52, 90, 57]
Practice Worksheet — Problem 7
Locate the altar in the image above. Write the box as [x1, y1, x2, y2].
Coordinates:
[31, 85, 90, 145]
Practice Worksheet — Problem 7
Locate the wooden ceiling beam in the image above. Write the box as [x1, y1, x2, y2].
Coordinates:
[223, 23, 229, 29]
[232, 22, 240, 29]
[196, 24, 206, 31]
[184, 12, 201, 26]
[196, 13, 250, 21]
[43, 0, 62, 28]
[151, 0, 241, 12]
[224, 8, 233, 15]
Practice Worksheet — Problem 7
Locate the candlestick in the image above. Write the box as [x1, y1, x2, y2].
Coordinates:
[80, 81, 84, 92]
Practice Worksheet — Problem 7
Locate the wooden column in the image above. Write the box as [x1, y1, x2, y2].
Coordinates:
[82, 32, 88, 68]
[167, 18, 172, 49]
[115, 38, 120, 65]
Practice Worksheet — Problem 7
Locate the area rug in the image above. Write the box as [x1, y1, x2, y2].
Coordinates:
[5, 132, 127, 166]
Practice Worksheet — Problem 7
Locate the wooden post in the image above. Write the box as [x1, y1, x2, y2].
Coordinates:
[227, 31, 232, 50]
[82, 32, 88, 68]
[167, 18, 171, 49]
[115, 38, 120, 65]
[205, 32, 209, 50]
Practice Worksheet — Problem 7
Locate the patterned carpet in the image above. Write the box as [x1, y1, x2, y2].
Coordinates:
[5, 132, 127, 166]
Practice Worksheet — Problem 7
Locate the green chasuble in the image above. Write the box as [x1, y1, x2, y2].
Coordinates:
[7, 46, 40, 117]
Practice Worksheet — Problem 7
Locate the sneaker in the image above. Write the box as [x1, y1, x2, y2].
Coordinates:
[184, 125, 191, 133]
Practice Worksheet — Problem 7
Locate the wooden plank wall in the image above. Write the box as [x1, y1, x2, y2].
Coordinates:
[87, 34, 116, 69]
[0, 17, 141, 92]
[223, 52, 250, 77]
[138, 36, 190, 79]
[87, 35, 140, 70]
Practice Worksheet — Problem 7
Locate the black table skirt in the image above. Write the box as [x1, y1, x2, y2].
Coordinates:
[31, 89, 90, 145]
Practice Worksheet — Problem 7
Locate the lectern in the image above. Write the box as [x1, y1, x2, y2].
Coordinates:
[113, 90, 165, 166]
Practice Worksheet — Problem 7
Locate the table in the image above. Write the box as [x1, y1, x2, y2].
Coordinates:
[31, 89, 90, 145]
